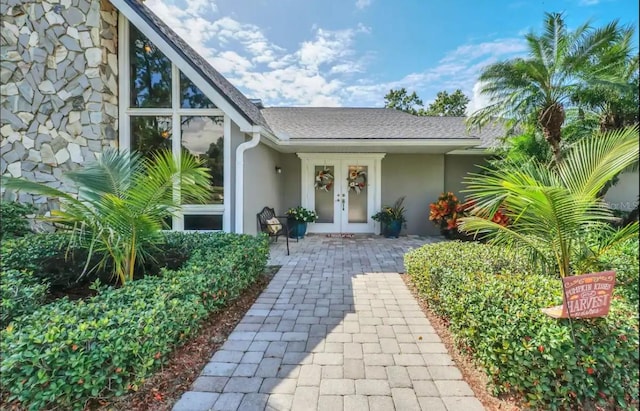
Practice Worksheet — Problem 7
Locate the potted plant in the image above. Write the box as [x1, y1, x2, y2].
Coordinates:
[286, 206, 318, 239]
[372, 196, 407, 238]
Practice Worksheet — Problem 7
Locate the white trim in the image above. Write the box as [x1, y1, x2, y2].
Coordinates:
[297, 153, 387, 160]
[298, 153, 385, 234]
[182, 204, 224, 213]
[287, 139, 479, 148]
[446, 149, 492, 155]
[235, 131, 261, 233]
[117, 12, 129, 150]
[223, 115, 231, 232]
[111, 0, 254, 131]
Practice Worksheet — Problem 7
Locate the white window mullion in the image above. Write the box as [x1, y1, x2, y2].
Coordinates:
[171, 64, 184, 230]
[118, 14, 130, 151]
[223, 115, 231, 232]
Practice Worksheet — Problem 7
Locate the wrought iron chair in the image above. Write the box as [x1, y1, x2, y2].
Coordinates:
[256, 207, 295, 255]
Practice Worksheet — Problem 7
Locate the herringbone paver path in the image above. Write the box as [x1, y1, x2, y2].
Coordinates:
[173, 235, 485, 411]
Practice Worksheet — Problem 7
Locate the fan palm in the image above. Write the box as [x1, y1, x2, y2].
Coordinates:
[468, 12, 635, 163]
[2, 148, 212, 285]
[458, 126, 639, 279]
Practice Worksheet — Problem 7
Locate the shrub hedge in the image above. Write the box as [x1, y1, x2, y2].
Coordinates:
[405, 241, 639, 410]
[0, 232, 269, 410]
[0, 270, 49, 327]
[0, 201, 34, 240]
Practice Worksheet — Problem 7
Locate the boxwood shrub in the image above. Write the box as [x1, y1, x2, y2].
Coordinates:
[405, 241, 639, 410]
[1, 233, 269, 410]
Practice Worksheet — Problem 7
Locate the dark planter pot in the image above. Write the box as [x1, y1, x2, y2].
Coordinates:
[289, 221, 307, 239]
[383, 220, 402, 238]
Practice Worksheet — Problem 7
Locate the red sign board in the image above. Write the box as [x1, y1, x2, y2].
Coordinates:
[542, 271, 616, 319]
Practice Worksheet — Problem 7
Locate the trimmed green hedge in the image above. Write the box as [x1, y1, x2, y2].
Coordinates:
[0, 232, 194, 289]
[405, 241, 639, 411]
[0, 270, 49, 327]
[1, 233, 269, 410]
[0, 201, 34, 240]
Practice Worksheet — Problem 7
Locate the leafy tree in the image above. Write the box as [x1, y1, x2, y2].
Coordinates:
[459, 126, 639, 279]
[423, 89, 470, 116]
[468, 12, 635, 163]
[384, 88, 424, 115]
[571, 54, 639, 132]
[2, 149, 212, 285]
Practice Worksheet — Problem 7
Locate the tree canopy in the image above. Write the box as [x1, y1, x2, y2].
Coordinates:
[384, 88, 470, 117]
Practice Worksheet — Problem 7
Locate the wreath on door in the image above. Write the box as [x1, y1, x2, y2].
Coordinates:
[347, 168, 367, 194]
[315, 168, 334, 191]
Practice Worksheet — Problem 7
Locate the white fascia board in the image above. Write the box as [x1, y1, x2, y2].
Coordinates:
[112, 0, 253, 131]
[277, 138, 480, 148]
[446, 148, 493, 155]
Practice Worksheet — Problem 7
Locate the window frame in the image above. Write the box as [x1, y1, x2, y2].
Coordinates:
[118, 15, 229, 231]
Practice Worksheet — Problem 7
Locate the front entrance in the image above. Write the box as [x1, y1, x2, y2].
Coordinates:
[298, 154, 385, 234]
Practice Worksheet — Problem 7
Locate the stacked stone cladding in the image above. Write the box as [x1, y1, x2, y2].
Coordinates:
[1, 0, 118, 212]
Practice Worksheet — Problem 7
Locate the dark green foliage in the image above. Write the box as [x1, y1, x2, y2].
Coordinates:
[0, 201, 34, 240]
[0, 270, 48, 327]
[423, 89, 470, 116]
[406, 242, 639, 410]
[0, 232, 199, 289]
[0, 233, 269, 410]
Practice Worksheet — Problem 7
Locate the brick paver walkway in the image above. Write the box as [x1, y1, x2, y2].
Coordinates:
[173, 235, 485, 411]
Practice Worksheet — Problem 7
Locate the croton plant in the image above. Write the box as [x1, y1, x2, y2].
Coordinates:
[429, 192, 508, 235]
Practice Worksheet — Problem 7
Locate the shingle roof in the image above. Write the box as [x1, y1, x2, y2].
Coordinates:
[122, 0, 271, 132]
[260, 107, 505, 146]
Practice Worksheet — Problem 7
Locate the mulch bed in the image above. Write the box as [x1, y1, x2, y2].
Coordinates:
[86, 265, 279, 411]
[401, 274, 521, 411]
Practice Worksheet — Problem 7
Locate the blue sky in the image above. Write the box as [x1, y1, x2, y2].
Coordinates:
[147, 0, 639, 111]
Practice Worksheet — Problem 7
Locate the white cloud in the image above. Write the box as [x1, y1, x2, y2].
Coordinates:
[579, 0, 601, 5]
[342, 37, 527, 107]
[466, 81, 492, 115]
[145, 1, 525, 110]
[355, 0, 372, 9]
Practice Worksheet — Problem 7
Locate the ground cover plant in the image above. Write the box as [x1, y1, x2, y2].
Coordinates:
[0, 232, 269, 410]
[405, 241, 639, 410]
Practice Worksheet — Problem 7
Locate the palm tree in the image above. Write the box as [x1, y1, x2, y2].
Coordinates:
[468, 12, 635, 163]
[2, 149, 212, 285]
[458, 126, 639, 279]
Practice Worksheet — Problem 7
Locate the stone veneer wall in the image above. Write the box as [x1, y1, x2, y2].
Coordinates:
[1, 0, 118, 212]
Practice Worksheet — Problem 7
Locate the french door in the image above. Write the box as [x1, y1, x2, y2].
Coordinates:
[298, 154, 385, 233]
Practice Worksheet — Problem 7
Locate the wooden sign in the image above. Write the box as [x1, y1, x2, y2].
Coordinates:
[542, 271, 616, 319]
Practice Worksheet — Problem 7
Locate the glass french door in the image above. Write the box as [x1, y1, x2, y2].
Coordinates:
[306, 159, 376, 233]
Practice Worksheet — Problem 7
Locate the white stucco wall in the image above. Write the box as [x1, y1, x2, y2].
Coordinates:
[604, 170, 639, 211]
[381, 154, 445, 236]
[242, 142, 283, 234]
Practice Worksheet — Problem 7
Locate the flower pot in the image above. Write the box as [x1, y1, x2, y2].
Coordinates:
[289, 221, 307, 239]
[383, 220, 402, 238]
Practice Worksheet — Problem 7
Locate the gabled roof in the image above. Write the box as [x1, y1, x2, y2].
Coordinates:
[261, 107, 505, 146]
[117, 0, 271, 132]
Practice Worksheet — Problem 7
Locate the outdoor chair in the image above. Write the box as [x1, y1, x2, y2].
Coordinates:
[256, 207, 296, 255]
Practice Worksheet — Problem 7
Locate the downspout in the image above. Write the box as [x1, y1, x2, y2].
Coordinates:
[235, 131, 261, 233]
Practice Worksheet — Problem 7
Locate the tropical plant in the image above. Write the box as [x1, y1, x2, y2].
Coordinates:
[372, 196, 407, 225]
[458, 126, 639, 278]
[468, 12, 636, 162]
[1, 149, 212, 285]
[286, 206, 318, 223]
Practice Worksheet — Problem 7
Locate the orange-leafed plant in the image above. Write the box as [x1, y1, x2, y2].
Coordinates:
[429, 192, 509, 237]
[429, 192, 473, 233]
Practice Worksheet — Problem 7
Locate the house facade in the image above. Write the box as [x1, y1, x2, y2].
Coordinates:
[2, 0, 638, 236]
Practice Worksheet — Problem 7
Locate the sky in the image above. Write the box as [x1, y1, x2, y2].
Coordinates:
[146, 0, 639, 112]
